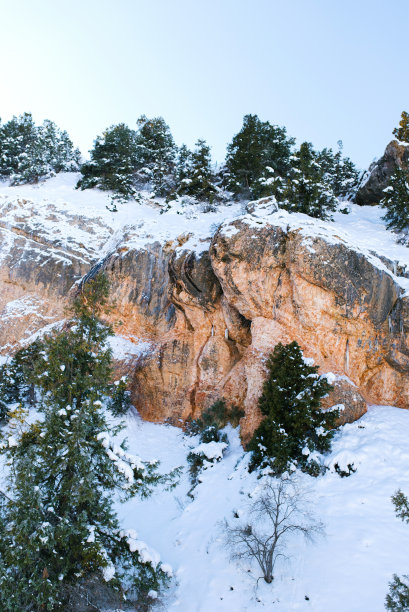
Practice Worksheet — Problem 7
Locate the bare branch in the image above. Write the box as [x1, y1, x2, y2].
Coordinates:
[222, 475, 324, 584]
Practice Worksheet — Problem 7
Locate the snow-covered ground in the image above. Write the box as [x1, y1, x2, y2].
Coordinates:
[2, 173, 409, 289]
[116, 406, 409, 612]
[0, 173, 243, 263]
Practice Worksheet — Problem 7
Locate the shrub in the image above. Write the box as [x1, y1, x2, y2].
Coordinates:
[185, 399, 244, 437]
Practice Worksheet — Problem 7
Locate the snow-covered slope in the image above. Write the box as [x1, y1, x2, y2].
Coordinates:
[0, 173, 243, 262]
[119, 406, 409, 612]
[2, 173, 409, 282]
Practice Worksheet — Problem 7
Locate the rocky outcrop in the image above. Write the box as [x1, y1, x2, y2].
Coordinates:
[100, 213, 408, 438]
[355, 140, 409, 206]
[3, 187, 409, 439]
[0, 196, 112, 349]
[321, 378, 367, 426]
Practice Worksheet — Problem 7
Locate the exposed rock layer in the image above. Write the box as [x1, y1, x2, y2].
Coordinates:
[2, 196, 409, 437]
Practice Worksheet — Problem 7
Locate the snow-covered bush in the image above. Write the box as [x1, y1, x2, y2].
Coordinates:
[185, 399, 243, 437]
[186, 400, 243, 484]
[108, 376, 132, 416]
[187, 439, 228, 483]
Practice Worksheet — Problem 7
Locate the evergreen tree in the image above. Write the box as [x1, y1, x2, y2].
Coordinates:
[0, 340, 44, 420]
[77, 123, 138, 202]
[393, 111, 409, 143]
[224, 114, 295, 199]
[176, 144, 191, 178]
[381, 166, 409, 232]
[0, 113, 80, 184]
[316, 141, 359, 198]
[385, 490, 409, 610]
[108, 377, 131, 417]
[135, 115, 176, 196]
[0, 275, 172, 610]
[0, 113, 45, 183]
[176, 139, 217, 201]
[39, 120, 81, 173]
[275, 142, 338, 219]
[171, 144, 192, 200]
[248, 341, 338, 476]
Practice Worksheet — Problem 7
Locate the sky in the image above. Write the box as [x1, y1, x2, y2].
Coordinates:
[1, 0, 408, 170]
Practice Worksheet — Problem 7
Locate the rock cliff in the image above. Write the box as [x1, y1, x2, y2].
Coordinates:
[1, 177, 409, 438]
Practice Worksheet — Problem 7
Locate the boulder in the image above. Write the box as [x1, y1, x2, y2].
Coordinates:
[321, 377, 367, 426]
[355, 140, 409, 206]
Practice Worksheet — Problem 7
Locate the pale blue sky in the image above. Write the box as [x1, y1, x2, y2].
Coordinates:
[1, 0, 408, 169]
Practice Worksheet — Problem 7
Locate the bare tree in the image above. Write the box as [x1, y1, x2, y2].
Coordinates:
[223, 476, 324, 583]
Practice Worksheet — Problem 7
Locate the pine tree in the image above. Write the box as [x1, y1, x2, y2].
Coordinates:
[176, 139, 217, 202]
[276, 142, 338, 219]
[108, 377, 131, 416]
[77, 123, 138, 202]
[381, 166, 409, 232]
[0, 340, 44, 420]
[317, 141, 359, 198]
[385, 490, 409, 610]
[175, 144, 191, 184]
[135, 115, 176, 196]
[0, 113, 80, 184]
[0, 275, 172, 610]
[224, 114, 295, 199]
[248, 341, 338, 476]
[393, 111, 409, 143]
[39, 120, 81, 173]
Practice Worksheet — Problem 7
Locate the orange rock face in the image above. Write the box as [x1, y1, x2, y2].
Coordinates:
[112, 217, 408, 438]
[2, 198, 409, 438]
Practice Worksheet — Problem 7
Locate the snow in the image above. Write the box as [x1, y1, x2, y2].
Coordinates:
[3, 296, 50, 320]
[102, 562, 115, 582]
[7, 436, 18, 448]
[190, 440, 228, 460]
[114, 406, 409, 612]
[0, 173, 242, 268]
[324, 371, 337, 385]
[108, 335, 152, 363]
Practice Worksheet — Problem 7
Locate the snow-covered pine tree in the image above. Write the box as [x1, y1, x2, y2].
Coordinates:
[175, 144, 192, 186]
[0, 340, 44, 420]
[381, 166, 409, 233]
[224, 114, 295, 199]
[385, 490, 409, 609]
[176, 139, 217, 202]
[0, 113, 45, 184]
[0, 274, 172, 610]
[39, 119, 81, 173]
[248, 341, 338, 476]
[393, 111, 409, 143]
[135, 115, 177, 196]
[77, 123, 138, 202]
[276, 141, 338, 219]
[0, 113, 80, 184]
[316, 141, 359, 199]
